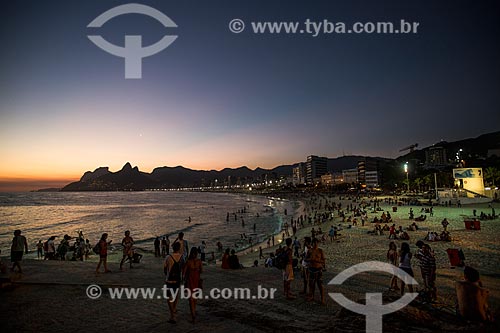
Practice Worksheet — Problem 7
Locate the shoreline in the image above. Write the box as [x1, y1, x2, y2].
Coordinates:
[1, 193, 500, 332]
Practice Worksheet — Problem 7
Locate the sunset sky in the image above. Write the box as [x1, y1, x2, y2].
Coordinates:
[1, 0, 499, 191]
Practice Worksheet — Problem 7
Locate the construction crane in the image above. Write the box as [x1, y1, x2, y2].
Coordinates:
[399, 143, 419, 153]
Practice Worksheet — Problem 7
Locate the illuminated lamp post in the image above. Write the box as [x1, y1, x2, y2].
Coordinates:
[404, 162, 410, 192]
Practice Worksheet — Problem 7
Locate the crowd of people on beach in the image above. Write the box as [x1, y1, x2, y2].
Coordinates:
[4, 193, 497, 327]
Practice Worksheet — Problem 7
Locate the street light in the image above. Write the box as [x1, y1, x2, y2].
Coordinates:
[404, 162, 409, 192]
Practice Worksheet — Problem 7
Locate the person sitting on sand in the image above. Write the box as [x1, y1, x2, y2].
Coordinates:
[400, 231, 410, 241]
[221, 248, 230, 269]
[95, 233, 112, 273]
[228, 249, 241, 269]
[440, 230, 451, 242]
[306, 238, 326, 305]
[455, 266, 492, 322]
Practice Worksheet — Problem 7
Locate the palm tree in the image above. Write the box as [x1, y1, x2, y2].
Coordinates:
[484, 167, 499, 186]
[413, 177, 423, 193]
[424, 174, 434, 191]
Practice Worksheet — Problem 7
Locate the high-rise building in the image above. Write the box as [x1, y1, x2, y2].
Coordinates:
[358, 158, 379, 188]
[425, 146, 448, 168]
[306, 155, 328, 184]
[342, 168, 358, 184]
[292, 163, 306, 185]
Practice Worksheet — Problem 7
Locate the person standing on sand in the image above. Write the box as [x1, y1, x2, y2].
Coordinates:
[45, 236, 56, 260]
[36, 240, 43, 259]
[283, 238, 296, 300]
[221, 248, 230, 269]
[165, 235, 170, 255]
[301, 237, 312, 296]
[184, 247, 203, 323]
[199, 241, 206, 262]
[10, 230, 28, 273]
[306, 238, 326, 305]
[293, 237, 301, 257]
[154, 237, 161, 257]
[417, 243, 437, 301]
[120, 230, 134, 270]
[161, 237, 168, 257]
[95, 233, 112, 274]
[387, 241, 400, 291]
[399, 242, 414, 295]
[165, 242, 183, 324]
[173, 232, 189, 263]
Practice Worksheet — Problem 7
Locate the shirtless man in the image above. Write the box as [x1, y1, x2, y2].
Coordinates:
[306, 238, 326, 304]
[120, 230, 134, 270]
[455, 266, 492, 322]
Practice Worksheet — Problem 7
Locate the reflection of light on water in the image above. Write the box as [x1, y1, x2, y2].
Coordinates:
[0, 192, 292, 255]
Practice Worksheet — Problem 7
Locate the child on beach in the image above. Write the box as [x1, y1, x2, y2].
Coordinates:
[95, 233, 112, 274]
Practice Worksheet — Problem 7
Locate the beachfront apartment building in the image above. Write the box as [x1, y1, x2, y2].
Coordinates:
[293, 163, 306, 185]
[306, 155, 328, 185]
[342, 168, 358, 185]
[321, 173, 343, 186]
[365, 170, 380, 188]
[358, 157, 379, 188]
[425, 146, 448, 169]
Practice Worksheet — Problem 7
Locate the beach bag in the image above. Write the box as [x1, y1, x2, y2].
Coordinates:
[92, 242, 100, 255]
[165, 255, 181, 283]
[274, 250, 289, 270]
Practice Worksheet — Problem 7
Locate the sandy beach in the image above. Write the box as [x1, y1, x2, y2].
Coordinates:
[1, 195, 500, 332]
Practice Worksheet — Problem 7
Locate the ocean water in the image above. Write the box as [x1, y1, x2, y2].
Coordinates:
[0, 191, 297, 256]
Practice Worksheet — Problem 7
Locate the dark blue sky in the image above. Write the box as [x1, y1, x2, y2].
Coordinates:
[1, 0, 499, 184]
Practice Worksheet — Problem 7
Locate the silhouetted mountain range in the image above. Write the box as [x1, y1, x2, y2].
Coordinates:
[61, 156, 366, 191]
[61, 131, 500, 191]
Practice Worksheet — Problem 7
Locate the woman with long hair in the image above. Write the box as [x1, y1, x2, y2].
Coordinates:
[184, 247, 203, 323]
[387, 241, 399, 291]
[399, 242, 414, 295]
